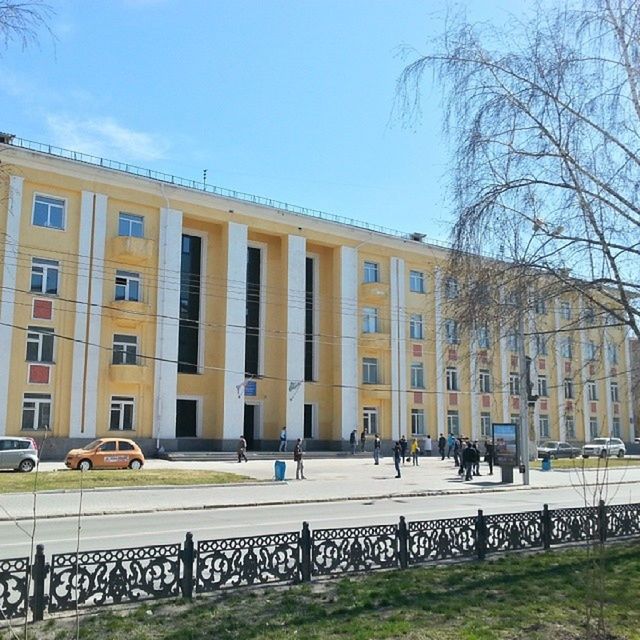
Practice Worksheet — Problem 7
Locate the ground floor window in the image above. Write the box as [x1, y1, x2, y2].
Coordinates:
[565, 415, 575, 438]
[447, 410, 459, 435]
[304, 404, 315, 439]
[22, 393, 51, 430]
[363, 407, 378, 435]
[612, 417, 621, 438]
[589, 417, 599, 439]
[110, 396, 135, 430]
[480, 413, 491, 437]
[411, 409, 425, 435]
[539, 415, 550, 438]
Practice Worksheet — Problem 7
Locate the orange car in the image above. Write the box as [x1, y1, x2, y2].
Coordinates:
[65, 438, 145, 471]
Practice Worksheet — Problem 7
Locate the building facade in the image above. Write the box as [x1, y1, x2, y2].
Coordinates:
[0, 137, 635, 456]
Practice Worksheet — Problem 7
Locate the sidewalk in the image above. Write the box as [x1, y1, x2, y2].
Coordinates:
[1, 455, 639, 521]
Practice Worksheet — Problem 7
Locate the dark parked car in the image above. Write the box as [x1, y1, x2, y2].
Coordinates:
[537, 441, 580, 459]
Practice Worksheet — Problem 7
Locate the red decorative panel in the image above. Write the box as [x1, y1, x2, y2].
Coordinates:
[590, 364, 596, 376]
[611, 367, 617, 376]
[614, 403, 619, 415]
[512, 397, 520, 410]
[540, 399, 548, 411]
[511, 355, 518, 368]
[449, 393, 458, 405]
[478, 350, 487, 358]
[28, 364, 50, 384]
[538, 358, 545, 370]
[412, 344, 422, 357]
[448, 349, 458, 361]
[565, 401, 573, 412]
[33, 299, 53, 320]
[564, 362, 572, 374]
[590, 402, 597, 413]
[413, 392, 423, 404]
[480, 355, 488, 365]
[482, 395, 491, 408]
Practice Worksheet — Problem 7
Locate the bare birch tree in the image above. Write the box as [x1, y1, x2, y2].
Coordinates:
[0, 1, 51, 51]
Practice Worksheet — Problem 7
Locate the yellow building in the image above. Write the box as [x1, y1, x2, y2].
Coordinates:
[0, 135, 634, 456]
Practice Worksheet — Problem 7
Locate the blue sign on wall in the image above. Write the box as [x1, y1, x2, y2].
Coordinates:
[245, 380, 257, 396]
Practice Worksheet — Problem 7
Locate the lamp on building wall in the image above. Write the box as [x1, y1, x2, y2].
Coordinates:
[288, 380, 303, 401]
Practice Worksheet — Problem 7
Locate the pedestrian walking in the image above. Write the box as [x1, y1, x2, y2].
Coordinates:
[458, 441, 466, 477]
[293, 438, 305, 479]
[438, 433, 446, 460]
[360, 429, 367, 452]
[462, 441, 476, 480]
[400, 435, 408, 464]
[411, 437, 420, 465]
[278, 426, 287, 452]
[237, 435, 248, 463]
[447, 433, 455, 458]
[472, 441, 481, 476]
[393, 441, 402, 478]
[373, 434, 381, 465]
[484, 439, 495, 475]
[350, 430, 357, 455]
[425, 434, 432, 457]
[453, 438, 461, 467]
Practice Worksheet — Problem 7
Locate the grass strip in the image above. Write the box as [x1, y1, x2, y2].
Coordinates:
[541, 457, 639, 470]
[0, 469, 252, 493]
[15, 540, 640, 640]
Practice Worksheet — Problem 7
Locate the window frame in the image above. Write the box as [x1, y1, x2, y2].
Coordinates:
[32, 194, 66, 231]
[535, 334, 547, 356]
[26, 326, 54, 363]
[539, 415, 550, 438]
[362, 307, 379, 334]
[476, 325, 490, 349]
[509, 373, 520, 396]
[30, 258, 59, 295]
[409, 313, 424, 340]
[537, 375, 548, 397]
[560, 337, 573, 359]
[610, 380, 619, 403]
[118, 212, 145, 238]
[565, 414, 575, 438]
[411, 362, 425, 389]
[362, 357, 379, 384]
[587, 380, 598, 401]
[21, 393, 52, 430]
[409, 270, 425, 293]
[563, 378, 574, 399]
[444, 319, 459, 345]
[446, 367, 459, 391]
[447, 410, 460, 435]
[363, 261, 379, 284]
[109, 396, 135, 431]
[480, 413, 492, 437]
[112, 334, 139, 365]
[560, 301, 572, 320]
[115, 270, 141, 302]
[445, 277, 459, 300]
[479, 369, 491, 393]
[411, 409, 425, 435]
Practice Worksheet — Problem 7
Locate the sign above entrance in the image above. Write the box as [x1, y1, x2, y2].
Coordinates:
[245, 380, 257, 396]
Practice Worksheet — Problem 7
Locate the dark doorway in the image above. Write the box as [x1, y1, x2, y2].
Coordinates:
[243, 404, 256, 449]
[304, 404, 314, 439]
[176, 399, 198, 437]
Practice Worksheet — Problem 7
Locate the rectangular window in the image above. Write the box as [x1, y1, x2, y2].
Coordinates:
[610, 381, 619, 403]
[507, 331, 519, 352]
[612, 417, 621, 438]
[565, 415, 575, 438]
[534, 297, 547, 315]
[26, 327, 54, 363]
[480, 413, 492, 437]
[447, 410, 460, 435]
[587, 380, 598, 401]
[409, 314, 424, 340]
[33, 195, 65, 230]
[479, 369, 491, 393]
[244, 245, 260, 377]
[585, 340, 597, 361]
[584, 307, 596, 326]
[362, 307, 379, 333]
[411, 409, 425, 435]
[112, 334, 138, 365]
[110, 396, 135, 431]
[445, 277, 459, 300]
[22, 393, 51, 430]
[115, 270, 141, 302]
[362, 358, 379, 384]
[476, 325, 490, 349]
[607, 342, 618, 365]
[363, 261, 379, 283]
[538, 375, 548, 397]
[560, 338, 573, 359]
[589, 417, 599, 439]
[535, 334, 547, 356]
[409, 270, 425, 293]
[363, 407, 378, 435]
[560, 301, 572, 320]
[118, 212, 144, 237]
[30, 258, 59, 295]
[445, 319, 459, 344]
[564, 378, 574, 399]
[446, 367, 459, 391]
[304, 256, 315, 382]
[411, 363, 424, 389]
[539, 415, 550, 438]
[509, 373, 520, 396]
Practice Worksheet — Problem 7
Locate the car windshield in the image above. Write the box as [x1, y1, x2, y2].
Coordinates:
[542, 442, 558, 448]
[591, 438, 608, 445]
[82, 440, 103, 450]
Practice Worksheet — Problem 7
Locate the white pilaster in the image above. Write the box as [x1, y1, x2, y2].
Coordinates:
[579, 306, 591, 440]
[222, 222, 248, 441]
[624, 335, 634, 441]
[554, 302, 566, 441]
[339, 246, 358, 441]
[434, 269, 445, 435]
[153, 207, 183, 440]
[499, 307, 510, 422]
[0, 176, 23, 435]
[528, 315, 539, 442]
[470, 337, 479, 441]
[604, 329, 613, 436]
[390, 257, 407, 440]
[285, 235, 306, 439]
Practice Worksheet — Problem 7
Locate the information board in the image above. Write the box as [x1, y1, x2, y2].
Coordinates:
[492, 422, 518, 467]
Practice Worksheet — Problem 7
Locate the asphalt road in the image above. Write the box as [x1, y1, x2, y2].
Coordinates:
[2, 482, 638, 558]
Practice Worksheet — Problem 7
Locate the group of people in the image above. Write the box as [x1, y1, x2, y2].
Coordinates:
[437, 433, 495, 480]
[239, 427, 306, 480]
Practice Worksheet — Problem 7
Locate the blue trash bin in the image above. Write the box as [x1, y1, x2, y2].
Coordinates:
[274, 460, 286, 481]
[541, 456, 551, 471]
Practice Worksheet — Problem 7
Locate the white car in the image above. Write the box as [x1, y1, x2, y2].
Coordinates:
[582, 437, 626, 459]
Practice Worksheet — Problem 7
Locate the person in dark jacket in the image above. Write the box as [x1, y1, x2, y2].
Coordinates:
[360, 429, 367, 452]
[350, 430, 357, 455]
[484, 440, 495, 475]
[237, 435, 248, 463]
[438, 434, 446, 460]
[462, 442, 477, 481]
[373, 434, 381, 465]
[472, 441, 481, 476]
[293, 438, 305, 480]
[393, 441, 402, 478]
[453, 438, 461, 467]
[400, 435, 408, 464]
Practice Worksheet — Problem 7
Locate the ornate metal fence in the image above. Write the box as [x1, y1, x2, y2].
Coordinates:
[1, 501, 639, 625]
[0, 557, 29, 620]
[48, 543, 181, 613]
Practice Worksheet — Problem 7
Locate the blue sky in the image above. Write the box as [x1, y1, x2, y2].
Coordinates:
[1, 0, 525, 242]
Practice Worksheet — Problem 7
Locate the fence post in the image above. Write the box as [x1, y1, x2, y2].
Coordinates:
[542, 504, 552, 550]
[181, 532, 194, 599]
[398, 516, 409, 569]
[300, 522, 312, 582]
[598, 499, 607, 545]
[476, 510, 487, 561]
[30, 544, 46, 622]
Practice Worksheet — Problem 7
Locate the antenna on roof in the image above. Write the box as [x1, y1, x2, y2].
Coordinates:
[202, 169, 207, 189]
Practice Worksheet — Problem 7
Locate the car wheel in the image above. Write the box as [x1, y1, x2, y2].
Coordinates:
[599, 449, 607, 459]
[18, 459, 35, 473]
[583, 455, 589, 459]
[617, 450, 625, 458]
[78, 459, 92, 472]
[550, 453, 557, 460]
[129, 459, 142, 470]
